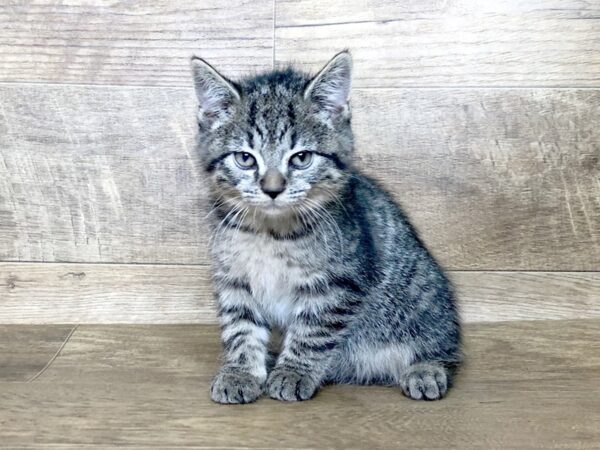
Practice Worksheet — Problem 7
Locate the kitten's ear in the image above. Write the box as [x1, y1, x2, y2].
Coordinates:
[304, 50, 352, 120]
[190, 56, 240, 129]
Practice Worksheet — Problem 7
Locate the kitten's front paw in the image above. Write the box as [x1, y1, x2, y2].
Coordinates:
[399, 362, 449, 401]
[266, 368, 319, 401]
[210, 369, 263, 404]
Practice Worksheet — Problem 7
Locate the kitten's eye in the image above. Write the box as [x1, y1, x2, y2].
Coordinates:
[234, 152, 256, 169]
[289, 151, 313, 169]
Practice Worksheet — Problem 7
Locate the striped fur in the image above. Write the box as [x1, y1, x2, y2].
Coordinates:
[191, 51, 461, 404]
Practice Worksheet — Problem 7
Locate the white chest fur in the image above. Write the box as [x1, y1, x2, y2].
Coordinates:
[215, 231, 312, 327]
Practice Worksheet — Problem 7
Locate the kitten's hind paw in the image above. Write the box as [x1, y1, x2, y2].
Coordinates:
[399, 362, 449, 401]
[210, 369, 263, 404]
[266, 368, 319, 401]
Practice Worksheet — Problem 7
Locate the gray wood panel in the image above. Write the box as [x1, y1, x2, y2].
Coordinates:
[1, 84, 598, 269]
[0, 84, 209, 263]
[39, 325, 220, 384]
[352, 88, 600, 270]
[0, 0, 273, 86]
[275, 0, 600, 87]
[1, 263, 598, 324]
[0, 325, 74, 381]
[277, 0, 600, 26]
[453, 271, 600, 323]
[1, 321, 599, 448]
[0, 263, 215, 324]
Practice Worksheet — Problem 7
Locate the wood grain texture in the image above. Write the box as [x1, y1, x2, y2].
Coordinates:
[2, 84, 598, 269]
[1, 263, 598, 324]
[0, 325, 73, 381]
[352, 88, 600, 270]
[276, 0, 600, 26]
[0, 0, 273, 86]
[0, 84, 209, 264]
[275, 0, 600, 87]
[454, 271, 600, 323]
[0, 263, 215, 324]
[34, 324, 221, 384]
[0, 321, 599, 448]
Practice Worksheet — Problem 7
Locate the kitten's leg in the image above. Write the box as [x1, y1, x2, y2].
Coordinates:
[395, 264, 461, 401]
[211, 286, 270, 404]
[399, 362, 450, 401]
[266, 291, 353, 402]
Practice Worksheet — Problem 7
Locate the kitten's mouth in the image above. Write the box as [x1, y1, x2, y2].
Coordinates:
[260, 201, 289, 215]
[240, 196, 301, 217]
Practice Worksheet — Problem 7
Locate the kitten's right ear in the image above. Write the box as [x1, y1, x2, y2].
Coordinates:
[304, 50, 352, 121]
[190, 56, 240, 130]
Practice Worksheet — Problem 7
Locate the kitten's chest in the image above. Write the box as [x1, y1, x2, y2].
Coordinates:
[215, 231, 315, 324]
[235, 237, 294, 298]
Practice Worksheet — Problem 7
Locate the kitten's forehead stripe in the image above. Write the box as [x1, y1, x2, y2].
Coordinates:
[290, 130, 298, 150]
[248, 98, 257, 125]
[287, 102, 296, 122]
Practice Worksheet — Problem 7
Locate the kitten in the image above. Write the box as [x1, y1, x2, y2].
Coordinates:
[191, 51, 461, 403]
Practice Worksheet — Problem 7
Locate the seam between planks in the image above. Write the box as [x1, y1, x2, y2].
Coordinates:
[0, 261, 598, 274]
[274, 15, 600, 29]
[0, 260, 212, 268]
[4, 80, 600, 90]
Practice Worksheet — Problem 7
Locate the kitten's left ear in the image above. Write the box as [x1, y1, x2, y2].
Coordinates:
[190, 56, 241, 130]
[304, 50, 352, 120]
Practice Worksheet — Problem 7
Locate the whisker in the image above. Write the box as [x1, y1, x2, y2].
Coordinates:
[312, 185, 349, 218]
[300, 202, 333, 256]
[210, 200, 244, 247]
[205, 193, 236, 220]
[304, 197, 345, 257]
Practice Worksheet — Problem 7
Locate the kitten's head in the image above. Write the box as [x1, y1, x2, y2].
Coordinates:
[191, 51, 354, 230]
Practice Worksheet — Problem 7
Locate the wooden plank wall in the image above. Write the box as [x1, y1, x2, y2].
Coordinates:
[0, 0, 598, 323]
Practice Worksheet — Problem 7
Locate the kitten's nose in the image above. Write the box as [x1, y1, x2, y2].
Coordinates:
[260, 168, 286, 199]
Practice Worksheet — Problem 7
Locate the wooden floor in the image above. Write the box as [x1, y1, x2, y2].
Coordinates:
[2, 320, 599, 449]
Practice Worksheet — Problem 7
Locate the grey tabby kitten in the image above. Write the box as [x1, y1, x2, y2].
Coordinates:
[191, 51, 461, 404]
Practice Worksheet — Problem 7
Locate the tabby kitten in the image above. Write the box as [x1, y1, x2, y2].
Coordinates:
[191, 51, 461, 403]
